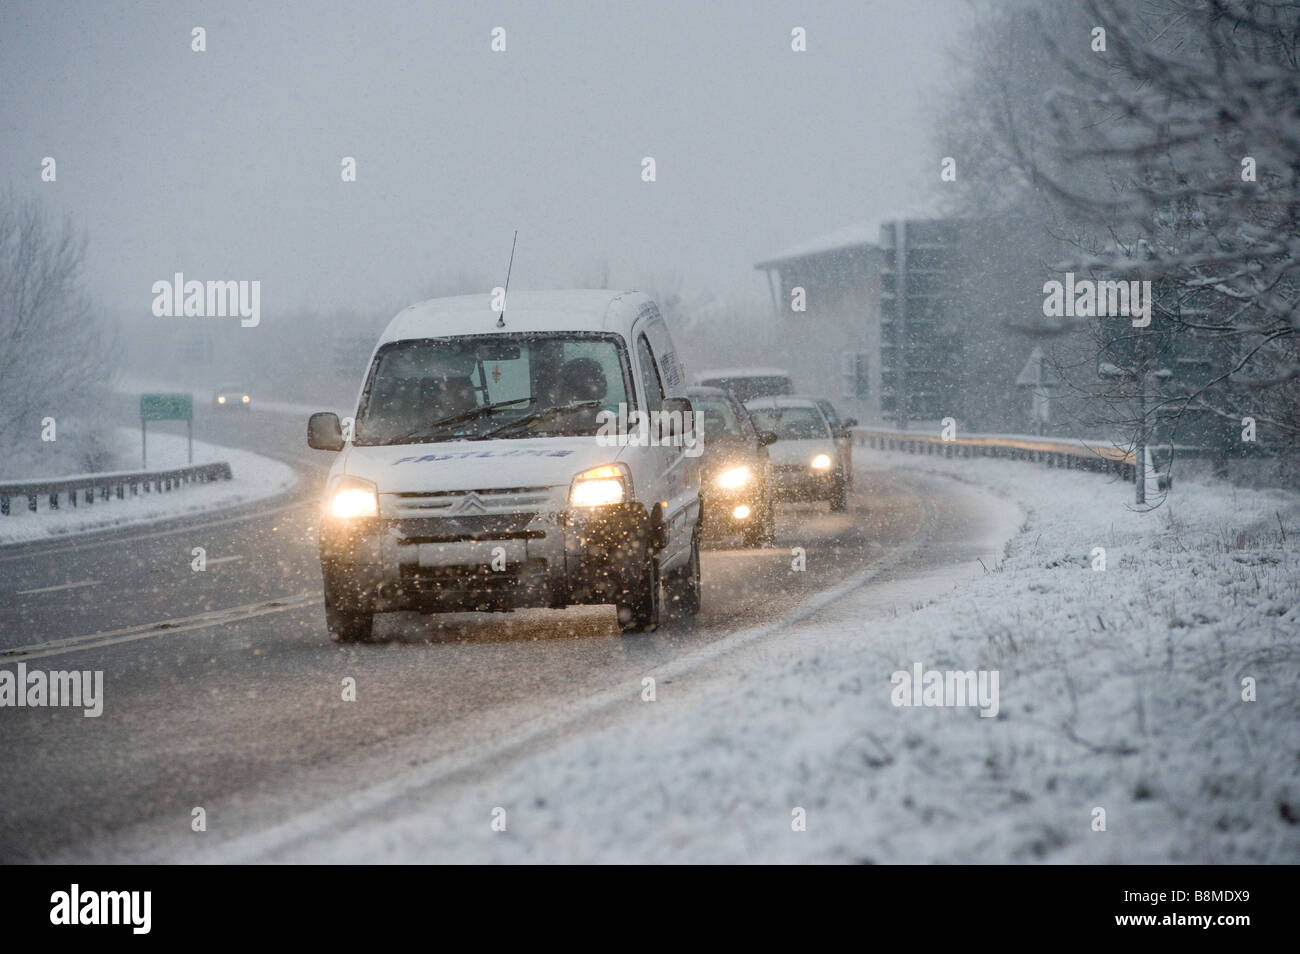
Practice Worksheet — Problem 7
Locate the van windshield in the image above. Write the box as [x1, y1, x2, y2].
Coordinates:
[354, 333, 633, 446]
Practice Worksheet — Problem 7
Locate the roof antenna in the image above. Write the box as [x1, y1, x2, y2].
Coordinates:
[497, 230, 517, 328]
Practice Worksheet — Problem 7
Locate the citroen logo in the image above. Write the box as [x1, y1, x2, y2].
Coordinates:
[452, 492, 488, 515]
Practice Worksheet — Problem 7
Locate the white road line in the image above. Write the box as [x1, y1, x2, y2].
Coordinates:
[0, 498, 311, 564]
[0, 590, 317, 662]
[206, 555, 244, 566]
[15, 579, 103, 595]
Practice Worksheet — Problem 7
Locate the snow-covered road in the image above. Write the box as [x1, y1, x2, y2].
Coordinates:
[219, 450, 1299, 863]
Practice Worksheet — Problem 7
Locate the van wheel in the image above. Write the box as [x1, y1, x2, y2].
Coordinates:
[617, 551, 661, 634]
[324, 578, 374, 643]
[664, 530, 701, 618]
[326, 603, 374, 643]
[325, 571, 377, 647]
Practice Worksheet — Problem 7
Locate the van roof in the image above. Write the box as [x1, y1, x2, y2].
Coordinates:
[377, 290, 656, 345]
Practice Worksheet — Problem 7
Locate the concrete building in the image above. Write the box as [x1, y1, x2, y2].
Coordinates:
[754, 223, 885, 425]
[756, 216, 1052, 433]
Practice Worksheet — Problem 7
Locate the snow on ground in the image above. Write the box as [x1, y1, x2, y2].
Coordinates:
[263, 447, 1299, 864]
[0, 427, 298, 546]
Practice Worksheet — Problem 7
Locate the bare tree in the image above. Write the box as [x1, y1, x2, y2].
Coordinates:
[1039, 1, 1300, 442]
[945, 0, 1300, 488]
[0, 194, 115, 471]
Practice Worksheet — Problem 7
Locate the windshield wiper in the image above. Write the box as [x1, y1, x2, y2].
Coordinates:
[385, 396, 534, 444]
[482, 401, 603, 438]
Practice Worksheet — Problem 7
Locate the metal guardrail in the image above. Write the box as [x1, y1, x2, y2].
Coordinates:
[853, 428, 1137, 480]
[0, 462, 233, 516]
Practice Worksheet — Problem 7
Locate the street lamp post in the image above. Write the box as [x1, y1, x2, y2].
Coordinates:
[1099, 362, 1172, 505]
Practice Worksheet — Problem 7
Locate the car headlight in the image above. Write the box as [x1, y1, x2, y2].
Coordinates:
[715, 465, 752, 490]
[242, 394, 250, 403]
[328, 477, 379, 518]
[811, 453, 832, 470]
[570, 464, 628, 507]
[217, 395, 226, 404]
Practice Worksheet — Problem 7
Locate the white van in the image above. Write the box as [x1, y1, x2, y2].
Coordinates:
[307, 290, 702, 642]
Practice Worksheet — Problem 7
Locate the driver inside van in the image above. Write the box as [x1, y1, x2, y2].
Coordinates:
[556, 356, 607, 405]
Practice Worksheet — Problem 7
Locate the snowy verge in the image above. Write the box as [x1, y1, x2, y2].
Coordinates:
[0, 428, 298, 546]
[249, 448, 1298, 863]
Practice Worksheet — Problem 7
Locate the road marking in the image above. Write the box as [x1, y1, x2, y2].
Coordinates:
[0, 498, 312, 564]
[206, 555, 244, 566]
[15, 579, 102, 595]
[0, 591, 317, 662]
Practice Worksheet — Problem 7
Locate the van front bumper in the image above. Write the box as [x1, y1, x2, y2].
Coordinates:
[319, 503, 656, 613]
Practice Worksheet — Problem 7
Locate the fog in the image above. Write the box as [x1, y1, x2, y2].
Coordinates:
[0, 0, 964, 318]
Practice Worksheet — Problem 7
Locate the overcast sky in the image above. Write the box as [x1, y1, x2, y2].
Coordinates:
[0, 0, 968, 321]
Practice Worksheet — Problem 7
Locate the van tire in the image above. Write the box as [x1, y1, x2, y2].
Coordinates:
[664, 529, 701, 618]
[617, 551, 661, 634]
[326, 603, 374, 643]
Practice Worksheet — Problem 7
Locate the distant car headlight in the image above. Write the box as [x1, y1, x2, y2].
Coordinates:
[715, 465, 752, 490]
[570, 464, 628, 507]
[328, 477, 379, 519]
[217, 395, 226, 404]
[811, 453, 833, 470]
[241, 394, 250, 403]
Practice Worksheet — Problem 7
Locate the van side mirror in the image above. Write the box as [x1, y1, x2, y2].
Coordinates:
[308, 412, 345, 451]
[660, 396, 694, 443]
[758, 430, 779, 447]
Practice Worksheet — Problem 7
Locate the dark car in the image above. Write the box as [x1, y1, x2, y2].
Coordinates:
[688, 386, 778, 546]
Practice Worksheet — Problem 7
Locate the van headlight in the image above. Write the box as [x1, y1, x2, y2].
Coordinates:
[328, 476, 379, 518]
[715, 465, 752, 490]
[570, 464, 628, 507]
[811, 453, 832, 470]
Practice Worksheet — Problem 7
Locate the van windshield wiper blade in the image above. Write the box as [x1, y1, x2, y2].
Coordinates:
[387, 396, 534, 444]
[481, 401, 603, 438]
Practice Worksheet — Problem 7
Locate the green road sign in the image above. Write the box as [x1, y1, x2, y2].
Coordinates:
[139, 393, 194, 467]
[140, 393, 193, 422]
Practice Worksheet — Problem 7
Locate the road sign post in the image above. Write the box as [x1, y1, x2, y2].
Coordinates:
[139, 393, 194, 468]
